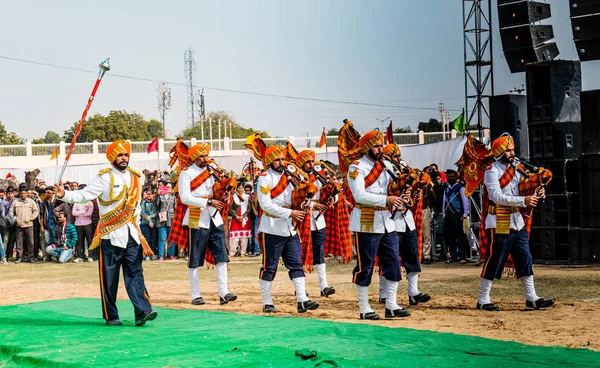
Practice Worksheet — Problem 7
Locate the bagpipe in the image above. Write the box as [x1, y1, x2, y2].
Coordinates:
[383, 157, 425, 218]
[207, 160, 238, 218]
[280, 162, 319, 230]
[311, 162, 341, 220]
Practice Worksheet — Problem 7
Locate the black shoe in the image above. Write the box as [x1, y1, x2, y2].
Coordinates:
[135, 309, 158, 326]
[297, 300, 320, 313]
[191, 297, 205, 305]
[359, 312, 380, 320]
[320, 287, 336, 297]
[220, 293, 238, 305]
[106, 319, 122, 326]
[263, 304, 277, 313]
[385, 307, 412, 319]
[14, 258, 22, 264]
[249, 252, 259, 257]
[378, 297, 386, 304]
[476, 302, 500, 311]
[29, 258, 37, 263]
[408, 293, 431, 306]
[526, 298, 555, 310]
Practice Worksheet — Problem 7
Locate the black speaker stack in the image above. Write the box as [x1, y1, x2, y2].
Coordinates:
[490, 57, 599, 263]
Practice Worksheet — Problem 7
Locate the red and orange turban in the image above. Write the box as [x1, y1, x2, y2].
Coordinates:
[106, 140, 131, 163]
[264, 145, 286, 166]
[358, 130, 384, 151]
[295, 149, 316, 167]
[189, 143, 210, 161]
[491, 134, 514, 158]
[383, 143, 401, 157]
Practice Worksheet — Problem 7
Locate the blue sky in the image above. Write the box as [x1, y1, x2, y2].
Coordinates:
[1, 0, 599, 141]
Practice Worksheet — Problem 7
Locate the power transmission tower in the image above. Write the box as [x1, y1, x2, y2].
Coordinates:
[184, 46, 198, 126]
[157, 81, 172, 137]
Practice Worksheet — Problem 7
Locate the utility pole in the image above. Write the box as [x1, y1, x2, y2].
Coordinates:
[439, 103, 445, 140]
[156, 81, 171, 137]
[197, 89, 206, 140]
[375, 117, 390, 134]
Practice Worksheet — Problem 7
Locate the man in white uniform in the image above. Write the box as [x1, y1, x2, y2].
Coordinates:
[54, 140, 157, 326]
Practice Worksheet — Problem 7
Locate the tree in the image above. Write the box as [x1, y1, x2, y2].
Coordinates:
[44, 131, 62, 144]
[418, 119, 442, 132]
[63, 111, 166, 142]
[179, 111, 270, 140]
[31, 138, 45, 144]
[393, 126, 413, 133]
[326, 128, 340, 136]
[0, 121, 25, 144]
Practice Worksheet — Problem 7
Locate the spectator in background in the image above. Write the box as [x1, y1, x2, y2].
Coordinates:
[156, 182, 176, 261]
[90, 197, 100, 261]
[141, 188, 158, 260]
[0, 190, 7, 265]
[54, 196, 74, 225]
[421, 171, 437, 264]
[72, 198, 94, 263]
[228, 182, 252, 257]
[427, 163, 447, 183]
[247, 183, 260, 257]
[46, 211, 77, 263]
[443, 169, 470, 264]
[3, 186, 17, 260]
[31, 189, 47, 261]
[0, 188, 5, 201]
[11, 185, 39, 263]
[41, 187, 56, 259]
[431, 172, 447, 261]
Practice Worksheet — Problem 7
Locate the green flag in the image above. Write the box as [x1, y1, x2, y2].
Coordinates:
[452, 111, 466, 133]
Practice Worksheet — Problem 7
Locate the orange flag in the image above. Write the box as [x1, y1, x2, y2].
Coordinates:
[318, 128, 326, 148]
[50, 146, 58, 162]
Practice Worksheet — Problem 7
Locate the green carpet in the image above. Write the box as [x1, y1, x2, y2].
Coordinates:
[0, 298, 598, 367]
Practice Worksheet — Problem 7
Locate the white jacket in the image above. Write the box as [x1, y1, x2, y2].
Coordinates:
[178, 164, 224, 229]
[347, 156, 395, 234]
[257, 168, 296, 237]
[483, 161, 526, 231]
[61, 167, 143, 249]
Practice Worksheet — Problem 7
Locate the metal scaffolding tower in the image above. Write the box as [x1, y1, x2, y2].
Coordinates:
[463, 0, 494, 139]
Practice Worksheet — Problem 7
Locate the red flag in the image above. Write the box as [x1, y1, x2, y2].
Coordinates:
[385, 121, 393, 144]
[147, 137, 159, 153]
[5, 172, 13, 179]
[318, 128, 326, 148]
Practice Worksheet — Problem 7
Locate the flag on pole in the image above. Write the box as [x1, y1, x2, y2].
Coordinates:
[50, 146, 58, 162]
[385, 121, 393, 144]
[147, 137, 159, 153]
[452, 111, 466, 133]
[318, 128, 326, 148]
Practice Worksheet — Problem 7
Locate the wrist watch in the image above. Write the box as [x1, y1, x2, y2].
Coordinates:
[207, 199, 213, 206]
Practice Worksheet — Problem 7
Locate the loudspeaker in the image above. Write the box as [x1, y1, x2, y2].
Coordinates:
[526, 60, 582, 124]
[581, 90, 600, 154]
[570, 228, 600, 263]
[575, 39, 600, 61]
[569, 0, 600, 18]
[503, 43, 559, 73]
[500, 25, 555, 50]
[529, 159, 579, 194]
[529, 123, 582, 160]
[529, 228, 570, 261]
[571, 14, 600, 40]
[579, 153, 600, 227]
[498, 1, 551, 28]
[490, 94, 529, 159]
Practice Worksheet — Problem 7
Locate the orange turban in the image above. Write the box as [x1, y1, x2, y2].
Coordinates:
[295, 149, 316, 167]
[189, 143, 210, 161]
[491, 135, 514, 158]
[358, 130, 384, 151]
[106, 140, 131, 163]
[264, 145, 286, 166]
[383, 143, 401, 157]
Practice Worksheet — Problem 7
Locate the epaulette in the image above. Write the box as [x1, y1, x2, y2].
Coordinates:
[98, 168, 111, 176]
[127, 167, 141, 177]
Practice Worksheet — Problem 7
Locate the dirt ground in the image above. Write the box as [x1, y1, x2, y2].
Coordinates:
[1, 257, 599, 351]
